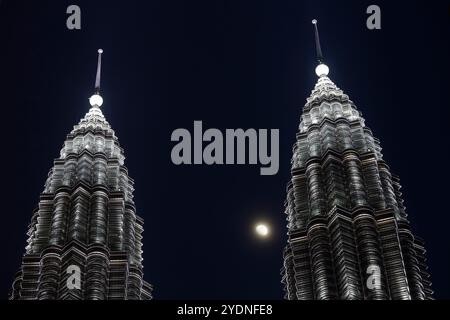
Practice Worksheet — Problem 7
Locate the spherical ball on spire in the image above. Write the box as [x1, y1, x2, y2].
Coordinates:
[89, 94, 103, 107]
[312, 19, 318, 25]
[98, 49, 104, 54]
[315, 63, 329, 77]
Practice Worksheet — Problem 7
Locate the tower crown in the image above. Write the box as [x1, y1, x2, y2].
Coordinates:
[10, 49, 153, 300]
[281, 19, 432, 301]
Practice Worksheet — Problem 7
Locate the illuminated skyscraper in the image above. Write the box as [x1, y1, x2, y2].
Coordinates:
[10, 50, 153, 300]
[281, 21, 433, 300]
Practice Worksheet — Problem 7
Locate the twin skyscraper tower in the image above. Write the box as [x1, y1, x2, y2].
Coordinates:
[10, 21, 432, 300]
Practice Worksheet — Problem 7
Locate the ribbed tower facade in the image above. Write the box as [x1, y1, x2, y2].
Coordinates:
[281, 22, 432, 300]
[10, 51, 153, 300]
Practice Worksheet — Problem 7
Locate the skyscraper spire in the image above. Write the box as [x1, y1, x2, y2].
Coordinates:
[311, 19, 329, 78]
[95, 49, 103, 93]
[312, 19, 323, 63]
[89, 49, 104, 108]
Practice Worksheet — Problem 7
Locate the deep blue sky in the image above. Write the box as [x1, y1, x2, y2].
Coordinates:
[0, 0, 449, 299]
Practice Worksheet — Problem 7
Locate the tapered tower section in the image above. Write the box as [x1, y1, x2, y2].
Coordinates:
[281, 21, 432, 300]
[10, 50, 153, 300]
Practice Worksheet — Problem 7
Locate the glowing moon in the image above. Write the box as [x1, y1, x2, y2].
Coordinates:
[255, 224, 270, 237]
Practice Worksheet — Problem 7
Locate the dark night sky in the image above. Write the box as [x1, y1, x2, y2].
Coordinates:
[0, 0, 449, 299]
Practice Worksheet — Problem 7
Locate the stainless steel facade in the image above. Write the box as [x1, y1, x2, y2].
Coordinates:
[11, 84, 152, 300]
[281, 73, 433, 300]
